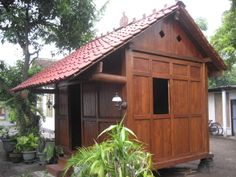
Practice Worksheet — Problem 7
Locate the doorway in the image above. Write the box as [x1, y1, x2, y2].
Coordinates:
[69, 84, 82, 149]
[231, 100, 236, 136]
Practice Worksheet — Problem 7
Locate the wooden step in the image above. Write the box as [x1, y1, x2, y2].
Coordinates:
[58, 156, 69, 166]
[47, 164, 65, 177]
[47, 156, 71, 177]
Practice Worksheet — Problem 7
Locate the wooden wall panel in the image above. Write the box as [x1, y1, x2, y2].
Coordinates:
[59, 87, 68, 115]
[82, 120, 97, 146]
[173, 117, 189, 156]
[129, 51, 207, 168]
[82, 84, 96, 117]
[152, 119, 171, 160]
[134, 120, 150, 151]
[99, 83, 121, 118]
[172, 80, 188, 115]
[173, 63, 188, 77]
[58, 119, 69, 147]
[133, 76, 150, 116]
[152, 60, 170, 76]
[132, 18, 203, 59]
[189, 117, 202, 153]
[133, 56, 150, 74]
[56, 86, 70, 150]
[190, 66, 201, 79]
[190, 81, 202, 114]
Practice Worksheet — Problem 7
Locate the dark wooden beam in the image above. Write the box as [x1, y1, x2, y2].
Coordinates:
[90, 73, 127, 84]
[31, 88, 56, 94]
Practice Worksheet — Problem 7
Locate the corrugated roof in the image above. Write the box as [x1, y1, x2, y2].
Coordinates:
[12, 1, 226, 92]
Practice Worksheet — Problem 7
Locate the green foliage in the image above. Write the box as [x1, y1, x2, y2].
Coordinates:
[195, 17, 208, 31]
[0, 60, 43, 135]
[209, 66, 236, 88]
[8, 108, 17, 122]
[64, 117, 154, 177]
[16, 133, 39, 152]
[211, 8, 236, 70]
[0, 0, 103, 57]
[43, 143, 64, 164]
[209, 0, 236, 87]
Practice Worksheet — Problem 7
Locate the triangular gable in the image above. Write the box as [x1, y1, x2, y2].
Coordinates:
[12, 1, 226, 92]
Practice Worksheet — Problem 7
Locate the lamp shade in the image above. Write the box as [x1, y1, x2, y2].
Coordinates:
[112, 92, 122, 102]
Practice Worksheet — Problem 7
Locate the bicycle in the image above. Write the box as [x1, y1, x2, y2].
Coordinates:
[208, 120, 223, 136]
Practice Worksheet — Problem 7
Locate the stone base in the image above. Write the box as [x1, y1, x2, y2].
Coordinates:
[198, 153, 214, 173]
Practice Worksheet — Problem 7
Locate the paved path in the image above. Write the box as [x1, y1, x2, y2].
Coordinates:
[0, 136, 236, 177]
[158, 136, 236, 177]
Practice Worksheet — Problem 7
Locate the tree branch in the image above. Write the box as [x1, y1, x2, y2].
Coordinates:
[29, 52, 39, 65]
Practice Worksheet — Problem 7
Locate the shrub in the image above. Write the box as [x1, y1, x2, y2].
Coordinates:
[16, 133, 39, 152]
[64, 117, 154, 177]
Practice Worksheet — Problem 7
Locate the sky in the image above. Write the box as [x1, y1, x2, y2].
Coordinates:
[0, 0, 231, 66]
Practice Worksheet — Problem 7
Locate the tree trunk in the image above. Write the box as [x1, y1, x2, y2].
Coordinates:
[23, 47, 30, 80]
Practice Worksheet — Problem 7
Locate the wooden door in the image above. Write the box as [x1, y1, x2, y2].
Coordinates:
[81, 82, 122, 146]
[55, 86, 70, 151]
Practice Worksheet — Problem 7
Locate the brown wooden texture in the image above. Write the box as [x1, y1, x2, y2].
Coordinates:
[129, 50, 207, 168]
[55, 86, 70, 152]
[132, 17, 204, 59]
[81, 82, 122, 146]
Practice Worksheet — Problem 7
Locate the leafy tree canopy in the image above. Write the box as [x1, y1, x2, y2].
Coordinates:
[0, 0, 103, 79]
[209, 0, 236, 88]
[0, 60, 42, 135]
[195, 17, 208, 31]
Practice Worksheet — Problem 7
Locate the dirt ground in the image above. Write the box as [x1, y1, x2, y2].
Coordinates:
[0, 136, 236, 177]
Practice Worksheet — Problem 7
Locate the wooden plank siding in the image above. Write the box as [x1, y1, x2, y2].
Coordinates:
[129, 52, 207, 168]
[126, 17, 209, 168]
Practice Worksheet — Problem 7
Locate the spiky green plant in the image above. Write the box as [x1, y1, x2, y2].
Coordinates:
[64, 116, 154, 177]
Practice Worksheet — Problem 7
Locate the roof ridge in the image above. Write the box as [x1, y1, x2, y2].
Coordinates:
[92, 1, 183, 41]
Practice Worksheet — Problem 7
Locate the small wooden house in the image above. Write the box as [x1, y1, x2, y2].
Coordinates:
[13, 1, 226, 171]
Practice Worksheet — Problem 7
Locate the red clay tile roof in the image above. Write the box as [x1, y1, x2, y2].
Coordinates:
[12, 1, 226, 92]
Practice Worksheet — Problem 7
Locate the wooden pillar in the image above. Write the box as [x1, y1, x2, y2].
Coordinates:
[222, 90, 227, 136]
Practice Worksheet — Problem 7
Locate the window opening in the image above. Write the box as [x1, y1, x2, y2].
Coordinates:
[153, 78, 169, 114]
[159, 30, 165, 38]
[176, 35, 182, 42]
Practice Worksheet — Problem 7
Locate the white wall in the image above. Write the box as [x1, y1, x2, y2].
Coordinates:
[208, 92, 215, 122]
[38, 94, 55, 131]
[208, 90, 236, 136]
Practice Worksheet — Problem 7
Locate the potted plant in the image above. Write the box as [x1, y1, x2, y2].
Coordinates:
[16, 133, 39, 163]
[8, 147, 22, 163]
[43, 143, 64, 164]
[37, 137, 46, 165]
[0, 127, 17, 154]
